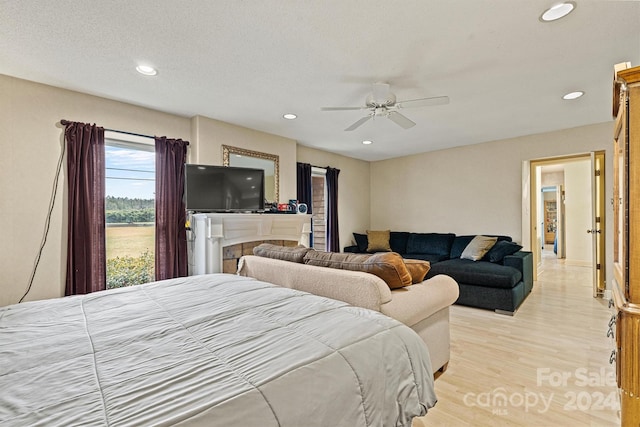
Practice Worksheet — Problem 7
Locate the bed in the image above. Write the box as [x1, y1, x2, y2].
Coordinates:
[0, 274, 436, 426]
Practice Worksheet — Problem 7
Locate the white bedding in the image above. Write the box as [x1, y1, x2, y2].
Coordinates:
[0, 274, 436, 426]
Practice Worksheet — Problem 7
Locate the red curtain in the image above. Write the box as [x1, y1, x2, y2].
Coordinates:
[155, 137, 189, 280]
[64, 121, 106, 295]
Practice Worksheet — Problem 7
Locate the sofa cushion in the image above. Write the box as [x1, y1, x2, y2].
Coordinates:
[427, 258, 522, 289]
[450, 235, 513, 259]
[353, 233, 368, 252]
[366, 230, 392, 252]
[485, 241, 523, 263]
[389, 231, 410, 254]
[403, 252, 450, 263]
[304, 251, 412, 289]
[253, 243, 313, 263]
[406, 233, 455, 257]
[352, 231, 410, 254]
[460, 235, 498, 261]
[404, 259, 431, 284]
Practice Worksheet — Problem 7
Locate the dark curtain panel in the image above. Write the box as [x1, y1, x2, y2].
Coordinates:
[155, 136, 189, 280]
[297, 162, 313, 247]
[326, 167, 340, 252]
[65, 121, 106, 296]
[296, 162, 313, 214]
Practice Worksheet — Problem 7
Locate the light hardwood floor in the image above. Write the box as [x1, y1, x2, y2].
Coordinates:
[414, 251, 620, 426]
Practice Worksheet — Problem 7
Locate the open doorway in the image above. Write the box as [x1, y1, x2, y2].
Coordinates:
[528, 152, 606, 296]
[540, 182, 563, 261]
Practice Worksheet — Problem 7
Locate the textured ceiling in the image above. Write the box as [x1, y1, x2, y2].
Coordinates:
[1, 0, 638, 161]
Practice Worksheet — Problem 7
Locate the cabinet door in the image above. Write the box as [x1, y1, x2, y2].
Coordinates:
[613, 64, 640, 427]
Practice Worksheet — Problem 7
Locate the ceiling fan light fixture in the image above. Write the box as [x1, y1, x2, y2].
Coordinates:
[322, 82, 449, 131]
[136, 64, 157, 76]
[540, 2, 576, 22]
[562, 91, 584, 100]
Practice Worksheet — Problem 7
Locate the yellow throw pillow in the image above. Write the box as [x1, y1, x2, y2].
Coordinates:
[364, 252, 412, 289]
[404, 259, 431, 284]
[366, 229, 391, 252]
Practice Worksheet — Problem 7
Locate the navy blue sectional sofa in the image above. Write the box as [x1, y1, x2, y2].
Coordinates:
[345, 232, 533, 315]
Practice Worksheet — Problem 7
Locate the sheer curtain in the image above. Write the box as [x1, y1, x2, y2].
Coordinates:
[64, 121, 106, 295]
[326, 167, 340, 252]
[155, 136, 189, 280]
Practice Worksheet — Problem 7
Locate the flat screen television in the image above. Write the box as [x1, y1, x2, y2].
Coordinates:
[184, 164, 265, 212]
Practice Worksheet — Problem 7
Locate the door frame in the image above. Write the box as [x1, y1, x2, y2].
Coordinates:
[591, 151, 606, 296]
[528, 152, 606, 295]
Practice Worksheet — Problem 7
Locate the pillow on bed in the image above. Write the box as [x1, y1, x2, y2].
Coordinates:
[403, 259, 431, 284]
[303, 251, 412, 289]
[253, 243, 313, 263]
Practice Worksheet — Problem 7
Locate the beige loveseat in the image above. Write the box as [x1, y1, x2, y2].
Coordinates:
[238, 254, 459, 374]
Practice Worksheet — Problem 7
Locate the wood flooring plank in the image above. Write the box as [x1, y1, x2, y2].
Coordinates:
[414, 253, 620, 426]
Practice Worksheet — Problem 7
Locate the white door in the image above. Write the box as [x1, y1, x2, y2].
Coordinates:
[563, 160, 593, 268]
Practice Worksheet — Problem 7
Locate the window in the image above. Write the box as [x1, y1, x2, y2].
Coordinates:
[311, 167, 327, 251]
[105, 133, 155, 288]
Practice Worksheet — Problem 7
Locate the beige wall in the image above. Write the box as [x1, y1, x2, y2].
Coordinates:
[0, 75, 298, 307]
[1, 72, 617, 306]
[191, 115, 297, 202]
[371, 122, 612, 240]
[370, 122, 614, 283]
[0, 75, 192, 307]
[296, 146, 370, 251]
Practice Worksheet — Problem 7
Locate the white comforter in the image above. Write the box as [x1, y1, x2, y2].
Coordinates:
[0, 274, 436, 426]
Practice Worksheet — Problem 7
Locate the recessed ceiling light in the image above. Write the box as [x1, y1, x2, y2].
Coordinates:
[283, 113, 297, 120]
[136, 65, 157, 76]
[362, 140, 373, 145]
[562, 91, 584, 100]
[540, 2, 576, 22]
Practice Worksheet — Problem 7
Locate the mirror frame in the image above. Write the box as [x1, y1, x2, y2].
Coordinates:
[222, 144, 279, 203]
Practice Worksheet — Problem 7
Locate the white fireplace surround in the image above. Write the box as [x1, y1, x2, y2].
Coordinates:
[189, 213, 311, 275]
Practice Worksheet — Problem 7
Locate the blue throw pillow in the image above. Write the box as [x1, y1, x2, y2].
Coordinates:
[353, 233, 368, 252]
[485, 241, 522, 263]
[450, 235, 476, 259]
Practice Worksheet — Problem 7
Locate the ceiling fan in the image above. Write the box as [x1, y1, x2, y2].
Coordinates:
[321, 82, 449, 131]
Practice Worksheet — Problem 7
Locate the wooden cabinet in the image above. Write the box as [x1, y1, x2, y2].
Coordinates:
[612, 64, 640, 426]
[544, 200, 557, 244]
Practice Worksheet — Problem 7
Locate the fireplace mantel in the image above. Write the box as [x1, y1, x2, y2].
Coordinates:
[189, 213, 311, 275]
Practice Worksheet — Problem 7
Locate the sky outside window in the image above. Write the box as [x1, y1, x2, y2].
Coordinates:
[105, 144, 155, 199]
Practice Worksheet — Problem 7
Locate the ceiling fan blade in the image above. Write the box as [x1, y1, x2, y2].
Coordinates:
[345, 115, 373, 131]
[372, 82, 390, 104]
[321, 106, 365, 111]
[387, 111, 416, 129]
[396, 96, 450, 108]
